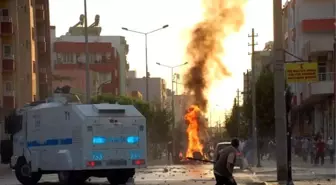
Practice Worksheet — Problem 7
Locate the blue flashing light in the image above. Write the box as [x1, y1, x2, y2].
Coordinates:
[92, 152, 104, 160]
[92, 136, 106, 144]
[126, 136, 139, 144]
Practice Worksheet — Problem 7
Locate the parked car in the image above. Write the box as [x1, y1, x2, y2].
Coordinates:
[214, 141, 245, 169]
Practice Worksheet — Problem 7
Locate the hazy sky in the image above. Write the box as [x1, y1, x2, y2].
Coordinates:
[50, 0, 278, 123]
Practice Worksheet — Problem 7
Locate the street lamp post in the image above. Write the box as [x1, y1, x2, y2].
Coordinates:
[156, 62, 188, 163]
[122, 25, 169, 102]
[84, 0, 90, 103]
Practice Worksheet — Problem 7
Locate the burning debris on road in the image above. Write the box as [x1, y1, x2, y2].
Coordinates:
[182, 0, 245, 162]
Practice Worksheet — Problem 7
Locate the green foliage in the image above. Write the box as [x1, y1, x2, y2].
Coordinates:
[240, 70, 275, 138]
[225, 98, 248, 138]
[255, 70, 275, 137]
[91, 94, 172, 143]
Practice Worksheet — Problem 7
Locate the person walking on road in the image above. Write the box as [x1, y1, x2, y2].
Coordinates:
[327, 137, 334, 164]
[213, 138, 240, 185]
[302, 138, 309, 162]
[315, 138, 325, 166]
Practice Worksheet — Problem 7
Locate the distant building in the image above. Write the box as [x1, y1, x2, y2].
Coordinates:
[127, 77, 167, 106]
[127, 70, 136, 79]
[50, 15, 129, 96]
[242, 46, 272, 101]
[166, 93, 193, 126]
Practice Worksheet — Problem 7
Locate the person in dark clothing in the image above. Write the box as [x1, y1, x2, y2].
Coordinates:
[213, 139, 240, 185]
[167, 141, 173, 163]
[315, 138, 325, 165]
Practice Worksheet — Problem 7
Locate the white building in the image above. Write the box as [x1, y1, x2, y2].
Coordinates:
[283, 0, 335, 139]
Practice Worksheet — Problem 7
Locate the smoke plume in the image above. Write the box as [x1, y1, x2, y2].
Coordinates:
[184, 0, 246, 112]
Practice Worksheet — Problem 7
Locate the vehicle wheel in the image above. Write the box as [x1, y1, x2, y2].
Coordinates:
[58, 171, 86, 185]
[107, 172, 129, 185]
[14, 158, 42, 185]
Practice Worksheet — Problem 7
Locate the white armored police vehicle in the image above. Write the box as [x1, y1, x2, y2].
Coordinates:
[3, 86, 147, 185]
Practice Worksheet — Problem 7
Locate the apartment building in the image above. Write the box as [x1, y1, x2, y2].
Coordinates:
[35, 0, 52, 99]
[0, 0, 51, 113]
[52, 41, 120, 96]
[283, 0, 335, 139]
[50, 16, 129, 96]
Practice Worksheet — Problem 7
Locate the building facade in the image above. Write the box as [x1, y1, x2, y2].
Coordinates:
[127, 77, 167, 106]
[52, 41, 120, 96]
[35, 0, 52, 99]
[242, 48, 272, 101]
[0, 0, 52, 111]
[283, 0, 336, 139]
[50, 17, 129, 96]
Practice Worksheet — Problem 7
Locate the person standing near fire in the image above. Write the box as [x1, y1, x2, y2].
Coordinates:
[213, 139, 239, 185]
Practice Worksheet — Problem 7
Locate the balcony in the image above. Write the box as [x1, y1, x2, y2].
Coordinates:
[0, 16, 13, 36]
[39, 73, 47, 84]
[37, 39, 46, 52]
[2, 55, 15, 72]
[308, 72, 334, 96]
[36, 8, 45, 22]
[35, 4, 44, 10]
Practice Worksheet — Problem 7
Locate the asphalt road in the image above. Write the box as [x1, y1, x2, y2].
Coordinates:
[0, 164, 264, 185]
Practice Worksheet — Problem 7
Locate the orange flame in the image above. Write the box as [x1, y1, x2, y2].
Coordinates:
[184, 105, 203, 158]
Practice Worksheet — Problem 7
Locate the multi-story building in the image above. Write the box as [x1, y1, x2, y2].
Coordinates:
[0, 0, 51, 111]
[52, 40, 120, 96]
[50, 15, 129, 96]
[127, 77, 167, 106]
[35, 0, 52, 99]
[283, 0, 335, 139]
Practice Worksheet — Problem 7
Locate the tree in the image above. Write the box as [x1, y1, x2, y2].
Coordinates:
[225, 98, 248, 138]
[241, 69, 275, 138]
[91, 94, 173, 144]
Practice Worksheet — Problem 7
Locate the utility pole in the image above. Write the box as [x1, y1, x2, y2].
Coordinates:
[84, 0, 91, 103]
[334, 37, 336, 152]
[273, 0, 288, 182]
[236, 89, 240, 137]
[248, 28, 258, 167]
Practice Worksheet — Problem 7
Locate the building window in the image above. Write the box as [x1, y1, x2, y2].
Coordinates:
[62, 53, 73, 64]
[99, 72, 111, 82]
[0, 9, 9, 16]
[115, 69, 118, 77]
[90, 53, 97, 63]
[4, 81, 13, 95]
[115, 88, 118, 95]
[3, 45, 12, 57]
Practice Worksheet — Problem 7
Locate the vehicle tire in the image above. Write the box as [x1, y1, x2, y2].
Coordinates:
[107, 170, 130, 185]
[58, 171, 86, 185]
[14, 157, 42, 185]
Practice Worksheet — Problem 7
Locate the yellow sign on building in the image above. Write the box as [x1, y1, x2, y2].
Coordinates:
[285, 62, 318, 83]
